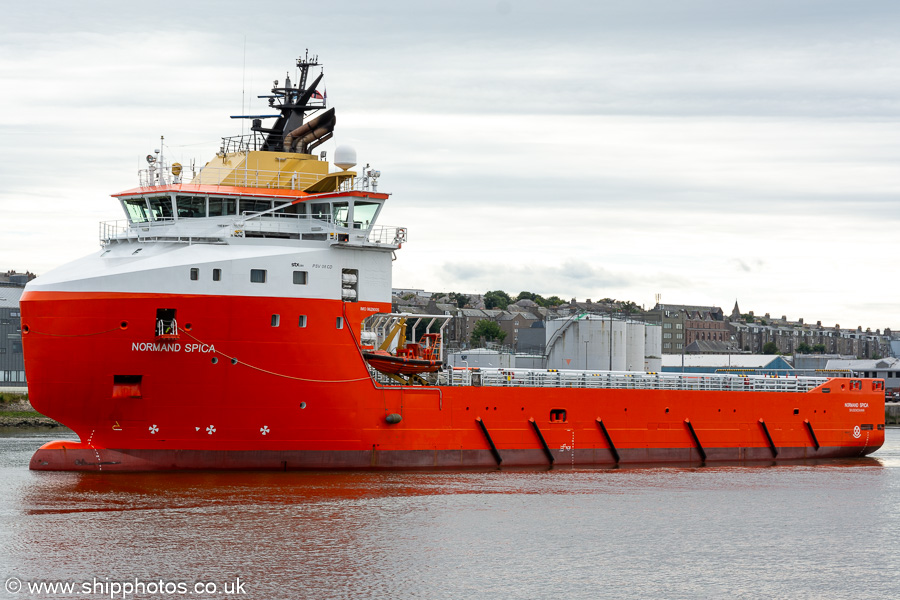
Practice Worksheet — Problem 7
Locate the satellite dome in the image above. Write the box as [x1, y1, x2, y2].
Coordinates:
[334, 145, 357, 171]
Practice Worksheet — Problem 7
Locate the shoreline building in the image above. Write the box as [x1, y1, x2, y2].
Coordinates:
[0, 283, 26, 389]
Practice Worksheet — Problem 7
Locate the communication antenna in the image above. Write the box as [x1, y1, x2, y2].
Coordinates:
[241, 37, 247, 137]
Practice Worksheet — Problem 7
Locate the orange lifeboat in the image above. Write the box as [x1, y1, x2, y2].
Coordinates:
[364, 333, 442, 376]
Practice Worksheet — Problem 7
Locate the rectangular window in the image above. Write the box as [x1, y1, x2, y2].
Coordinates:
[190, 268, 199, 281]
[271, 314, 280, 327]
[208, 197, 237, 217]
[275, 202, 307, 217]
[212, 269, 221, 281]
[0, 347, 6, 354]
[336, 317, 343, 329]
[311, 202, 331, 221]
[293, 271, 308, 284]
[123, 198, 151, 223]
[239, 199, 273, 215]
[298, 315, 307, 328]
[250, 269, 267, 283]
[176, 195, 206, 218]
[332, 202, 350, 227]
[675, 324, 683, 329]
[664, 323, 672, 329]
[148, 196, 174, 220]
[11, 341, 22, 353]
[351, 201, 380, 229]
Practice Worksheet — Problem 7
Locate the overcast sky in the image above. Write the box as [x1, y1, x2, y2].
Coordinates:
[3, 1, 900, 329]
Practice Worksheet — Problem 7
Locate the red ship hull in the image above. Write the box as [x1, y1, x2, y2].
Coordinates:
[23, 291, 885, 471]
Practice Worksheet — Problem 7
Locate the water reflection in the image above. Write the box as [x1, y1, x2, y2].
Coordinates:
[1, 430, 898, 600]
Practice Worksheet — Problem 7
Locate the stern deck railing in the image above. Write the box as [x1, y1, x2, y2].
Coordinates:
[371, 368, 830, 393]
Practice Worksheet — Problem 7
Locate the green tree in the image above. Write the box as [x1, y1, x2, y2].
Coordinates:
[544, 295, 564, 307]
[483, 290, 512, 310]
[619, 301, 640, 314]
[470, 320, 506, 346]
[447, 292, 469, 308]
[797, 342, 812, 354]
[812, 344, 826, 353]
[763, 341, 778, 354]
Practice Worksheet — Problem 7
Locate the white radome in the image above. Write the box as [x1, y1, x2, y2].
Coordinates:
[333, 145, 357, 171]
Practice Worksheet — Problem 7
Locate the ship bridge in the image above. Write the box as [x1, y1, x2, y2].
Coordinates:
[100, 50, 404, 252]
[102, 182, 404, 250]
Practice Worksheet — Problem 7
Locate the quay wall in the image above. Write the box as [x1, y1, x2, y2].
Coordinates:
[886, 404, 900, 425]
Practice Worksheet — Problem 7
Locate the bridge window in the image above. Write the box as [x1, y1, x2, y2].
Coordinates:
[275, 202, 306, 216]
[311, 202, 331, 221]
[332, 202, 350, 227]
[351, 201, 380, 229]
[293, 271, 308, 285]
[123, 198, 150, 223]
[212, 269, 221, 281]
[240, 199, 273, 215]
[148, 196, 174, 221]
[208, 197, 236, 217]
[177, 195, 206, 218]
[190, 268, 199, 281]
[250, 269, 267, 283]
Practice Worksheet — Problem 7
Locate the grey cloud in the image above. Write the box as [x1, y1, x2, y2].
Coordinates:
[438, 259, 682, 298]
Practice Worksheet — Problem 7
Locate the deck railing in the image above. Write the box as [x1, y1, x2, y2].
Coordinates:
[423, 368, 829, 393]
[100, 214, 406, 248]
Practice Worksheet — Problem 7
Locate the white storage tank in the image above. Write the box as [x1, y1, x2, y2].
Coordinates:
[546, 314, 628, 371]
[606, 318, 627, 371]
[644, 323, 662, 372]
[625, 320, 645, 372]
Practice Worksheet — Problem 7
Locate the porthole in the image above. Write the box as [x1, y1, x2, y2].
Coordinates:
[22, 325, 30, 333]
[300, 402, 307, 409]
[185, 323, 192, 331]
[120, 321, 128, 330]
[231, 358, 238, 365]
[211, 357, 218, 364]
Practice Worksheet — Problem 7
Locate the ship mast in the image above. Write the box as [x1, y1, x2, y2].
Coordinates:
[230, 49, 334, 154]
